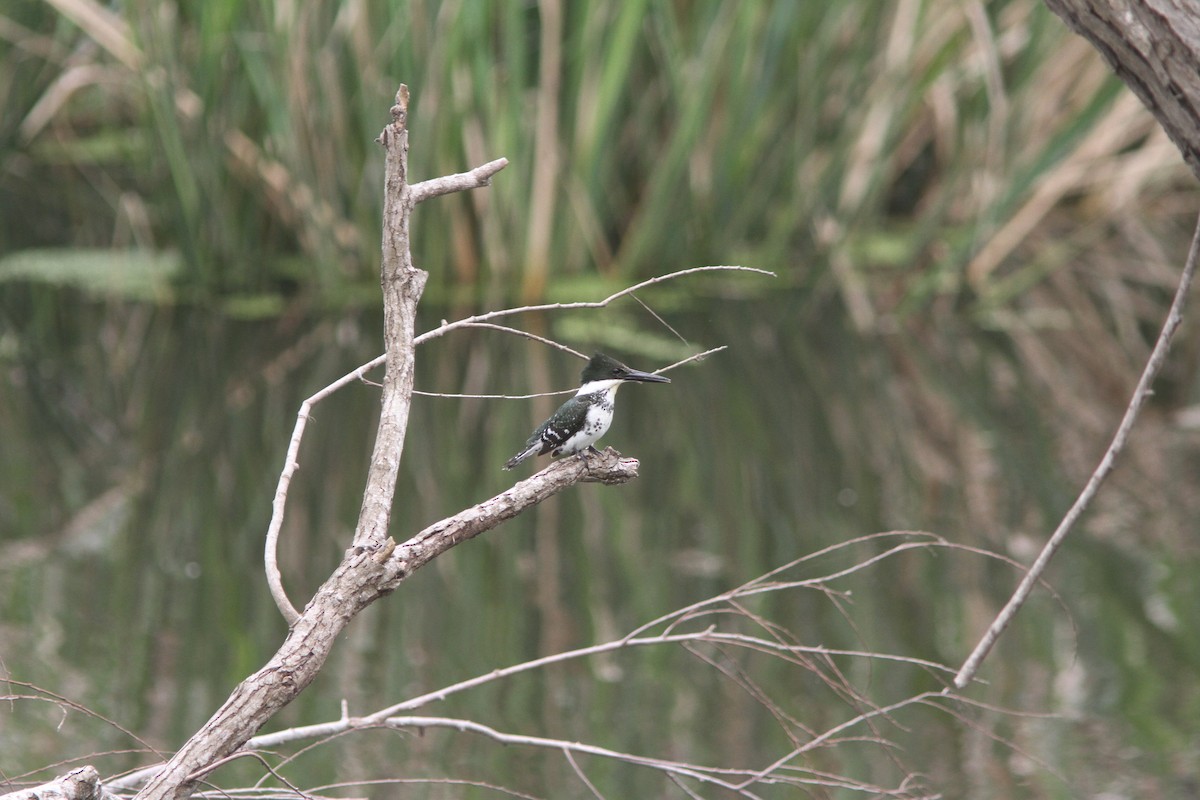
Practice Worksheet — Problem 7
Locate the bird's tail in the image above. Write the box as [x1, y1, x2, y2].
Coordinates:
[502, 444, 539, 471]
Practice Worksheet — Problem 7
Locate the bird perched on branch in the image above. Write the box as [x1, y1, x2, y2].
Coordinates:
[503, 352, 670, 470]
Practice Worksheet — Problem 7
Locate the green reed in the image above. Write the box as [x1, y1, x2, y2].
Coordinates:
[5, 0, 1183, 312]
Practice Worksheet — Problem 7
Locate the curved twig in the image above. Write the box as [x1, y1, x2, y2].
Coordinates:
[413, 346, 726, 399]
[264, 357, 386, 624]
[412, 265, 774, 347]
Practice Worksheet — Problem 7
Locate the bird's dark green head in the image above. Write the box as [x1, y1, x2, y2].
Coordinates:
[580, 352, 670, 386]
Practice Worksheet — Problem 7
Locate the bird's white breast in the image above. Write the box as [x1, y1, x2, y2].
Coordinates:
[552, 385, 617, 456]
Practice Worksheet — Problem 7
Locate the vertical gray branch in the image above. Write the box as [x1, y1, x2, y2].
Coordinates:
[354, 84, 426, 549]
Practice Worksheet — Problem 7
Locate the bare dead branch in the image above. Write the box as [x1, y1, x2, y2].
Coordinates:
[351, 84, 423, 553]
[126, 447, 639, 799]
[222, 628, 951, 756]
[1043, 0, 1200, 181]
[114, 539, 964, 797]
[952, 208, 1200, 689]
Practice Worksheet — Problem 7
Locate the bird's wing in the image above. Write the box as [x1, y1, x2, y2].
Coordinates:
[531, 415, 569, 455]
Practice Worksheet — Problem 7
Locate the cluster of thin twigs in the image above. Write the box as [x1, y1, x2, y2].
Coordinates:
[19, 532, 1025, 799]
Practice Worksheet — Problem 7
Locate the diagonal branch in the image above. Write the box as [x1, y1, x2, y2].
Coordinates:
[953, 208, 1200, 689]
[130, 449, 637, 799]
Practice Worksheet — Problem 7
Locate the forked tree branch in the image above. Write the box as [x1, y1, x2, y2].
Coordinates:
[953, 208, 1200, 689]
[132, 84, 518, 800]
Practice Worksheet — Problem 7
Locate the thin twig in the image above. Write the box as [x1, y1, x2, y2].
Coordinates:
[308, 777, 539, 800]
[952, 208, 1200, 689]
[625, 532, 949, 642]
[184, 750, 303, 797]
[375, 715, 823, 796]
[412, 388, 573, 400]
[411, 265, 774, 346]
[413, 346, 727, 399]
[630, 293, 689, 346]
[733, 692, 942, 790]
[563, 750, 606, 800]
[377, 712, 911, 796]
[666, 773, 707, 800]
[434, 321, 588, 359]
[655, 346, 726, 373]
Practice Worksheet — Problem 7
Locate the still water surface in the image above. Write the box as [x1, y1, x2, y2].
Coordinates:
[2, 286, 1197, 797]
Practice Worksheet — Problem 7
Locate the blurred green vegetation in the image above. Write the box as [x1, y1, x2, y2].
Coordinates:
[3, 0, 1192, 314]
[4, 1, 1200, 796]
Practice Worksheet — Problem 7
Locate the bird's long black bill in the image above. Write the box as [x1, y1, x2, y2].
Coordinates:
[624, 369, 670, 384]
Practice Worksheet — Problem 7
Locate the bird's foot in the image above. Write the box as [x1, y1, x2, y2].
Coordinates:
[576, 445, 606, 469]
[578, 445, 622, 466]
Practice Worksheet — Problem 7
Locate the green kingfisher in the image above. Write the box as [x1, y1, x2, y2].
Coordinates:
[503, 352, 670, 470]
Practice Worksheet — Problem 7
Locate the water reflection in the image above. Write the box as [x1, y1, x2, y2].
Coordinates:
[2, 287, 1197, 797]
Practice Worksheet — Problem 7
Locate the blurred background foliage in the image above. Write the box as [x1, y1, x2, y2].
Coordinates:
[3, 0, 1191, 308]
[4, 0, 1200, 796]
